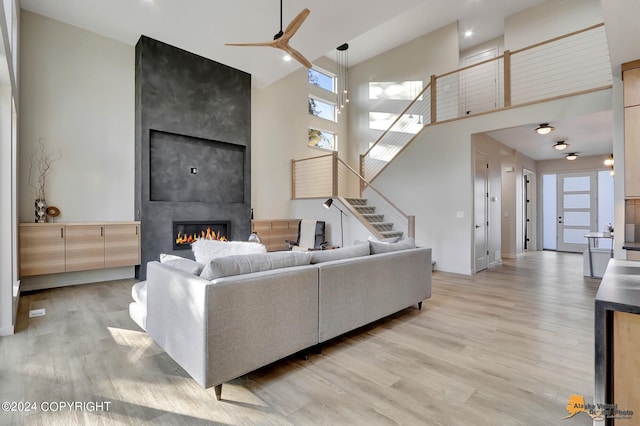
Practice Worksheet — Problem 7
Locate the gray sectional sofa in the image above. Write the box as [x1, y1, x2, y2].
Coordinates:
[138, 240, 432, 401]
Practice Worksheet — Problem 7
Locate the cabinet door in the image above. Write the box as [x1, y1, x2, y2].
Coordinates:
[105, 224, 140, 268]
[285, 220, 301, 247]
[65, 225, 105, 272]
[19, 226, 65, 276]
[625, 106, 640, 197]
[624, 68, 640, 107]
[613, 311, 640, 423]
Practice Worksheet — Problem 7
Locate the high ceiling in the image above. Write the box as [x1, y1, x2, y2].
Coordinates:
[21, 0, 547, 88]
[19, 1, 640, 162]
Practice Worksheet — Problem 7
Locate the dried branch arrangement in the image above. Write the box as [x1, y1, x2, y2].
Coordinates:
[28, 137, 62, 201]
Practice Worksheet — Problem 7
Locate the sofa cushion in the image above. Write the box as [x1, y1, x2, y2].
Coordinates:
[191, 239, 267, 264]
[370, 237, 416, 254]
[200, 251, 312, 280]
[310, 242, 370, 264]
[160, 253, 205, 275]
[132, 280, 147, 305]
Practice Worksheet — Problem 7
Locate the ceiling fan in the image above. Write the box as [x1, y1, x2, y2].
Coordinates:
[225, 0, 312, 69]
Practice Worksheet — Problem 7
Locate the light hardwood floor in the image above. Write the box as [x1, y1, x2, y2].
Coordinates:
[1, 251, 598, 425]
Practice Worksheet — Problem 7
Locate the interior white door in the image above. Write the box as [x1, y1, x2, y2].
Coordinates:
[474, 152, 489, 272]
[462, 48, 498, 116]
[556, 172, 597, 252]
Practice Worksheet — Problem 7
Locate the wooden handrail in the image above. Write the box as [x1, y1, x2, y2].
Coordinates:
[361, 81, 432, 159]
[337, 157, 410, 219]
[292, 153, 334, 164]
[510, 22, 604, 56]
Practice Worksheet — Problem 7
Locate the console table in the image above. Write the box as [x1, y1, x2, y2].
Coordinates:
[584, 232, 614, 278]
[18, 222, 141, 277]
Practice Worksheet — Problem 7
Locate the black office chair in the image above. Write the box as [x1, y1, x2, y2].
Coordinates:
[286, 220, 326, 250]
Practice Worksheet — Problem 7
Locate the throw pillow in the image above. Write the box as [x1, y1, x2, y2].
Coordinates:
[310, 242, 370, 264]
[159, 253, 205, 275]
[370, 237, 416, 255]
[200, 251, 312, 281]
[191, 239, 266, 264]
[367, 235, 401, 244]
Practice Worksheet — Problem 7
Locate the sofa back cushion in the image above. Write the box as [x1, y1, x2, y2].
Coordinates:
[160, 253, 205, 275]
[370, 237, 416, 254]
[191, 239, 266, 264]
[309, 242, 370, 264]
[200, 251, 312, 280]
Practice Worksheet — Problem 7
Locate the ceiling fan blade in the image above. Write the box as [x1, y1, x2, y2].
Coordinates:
[281, 45, 312, 69]
[282, 8, 310, 40]
[225, 41, 277, 47]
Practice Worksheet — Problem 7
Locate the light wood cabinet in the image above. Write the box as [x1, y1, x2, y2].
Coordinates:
[19, 225, 65, 276]
[625, 106, 640, 197]
[251, 219, 300, 251]
[623, 61, 640, 198]
[105, 224, 140, 268]
[613, 311, 640, 423]
[65, 225, 105, 272]
[18, 222, 141, 277]
[624, 67, 640, 107]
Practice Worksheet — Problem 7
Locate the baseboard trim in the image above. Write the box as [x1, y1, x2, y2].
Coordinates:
[0, 325, 15, 336]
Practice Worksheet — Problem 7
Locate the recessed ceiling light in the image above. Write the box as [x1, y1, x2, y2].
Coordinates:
[565, 152, 578, 160]
[464, 30, 473, 38]
[535, 123, 555, 135]
[553, 141, 568, 150]
[283, 54, 292, 62]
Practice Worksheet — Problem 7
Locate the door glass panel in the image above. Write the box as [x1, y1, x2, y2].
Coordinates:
[564, 211, 591, 226]
[564, 194, 590, 209]
[563, 176, 590, 192]
[564, 228, 589, 244]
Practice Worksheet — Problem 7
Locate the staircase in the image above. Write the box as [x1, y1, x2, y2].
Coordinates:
[343, 197, 404, 240]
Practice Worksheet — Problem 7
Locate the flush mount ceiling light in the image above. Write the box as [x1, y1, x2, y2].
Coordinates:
[535, 123, 555, 135]
[565, 152, 578, 160]
[553, 140, 568, 150]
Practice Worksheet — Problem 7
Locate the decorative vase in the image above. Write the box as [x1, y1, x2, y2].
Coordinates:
[35, 198, 47, 223]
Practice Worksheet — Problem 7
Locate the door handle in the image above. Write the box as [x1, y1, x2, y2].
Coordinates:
[475, 225, 481, 229]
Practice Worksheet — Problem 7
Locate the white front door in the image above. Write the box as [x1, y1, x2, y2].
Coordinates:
[474, 152, 489, 272]
[556, 172, 597, 252]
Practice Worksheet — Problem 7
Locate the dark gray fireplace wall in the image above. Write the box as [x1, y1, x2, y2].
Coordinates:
[135, 36, 252, 279]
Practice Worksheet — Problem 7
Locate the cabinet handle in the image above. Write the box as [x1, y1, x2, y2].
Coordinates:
[101, 226, 104, 237]
[61, 228, 64, 238]
[136, 225, 139, 236]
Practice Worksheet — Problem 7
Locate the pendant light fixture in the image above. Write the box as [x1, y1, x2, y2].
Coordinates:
[336, 43, 349, 113]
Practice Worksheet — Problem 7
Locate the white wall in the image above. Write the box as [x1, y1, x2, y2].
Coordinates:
[0, 0, 18, 336]
[505, 0, 603, 51]
[19, 11, 134, 223]
[252, 56, 348, 220]
[348, 22, 460, 166]
[372, 89, 612, 275]
[18, 12, 135, 290]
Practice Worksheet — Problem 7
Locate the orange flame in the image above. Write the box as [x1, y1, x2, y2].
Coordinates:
[176, 226, 227, 245]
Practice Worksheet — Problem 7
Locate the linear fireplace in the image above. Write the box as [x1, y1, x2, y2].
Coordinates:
[173, 221, 230, 250]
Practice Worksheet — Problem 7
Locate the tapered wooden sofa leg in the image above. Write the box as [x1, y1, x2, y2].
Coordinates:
[418, 301, 423, 310]
[215, 384, 222, 401]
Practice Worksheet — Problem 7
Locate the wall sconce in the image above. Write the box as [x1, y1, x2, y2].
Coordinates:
[565, 153, 578, 160]
[535, 123, 555, 135]
[553, 141, 568, 150]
